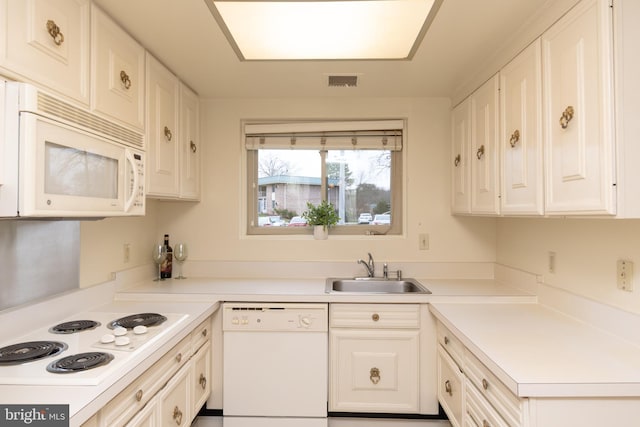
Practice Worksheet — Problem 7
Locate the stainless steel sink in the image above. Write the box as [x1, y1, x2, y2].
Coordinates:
[325, 277, 431, 294]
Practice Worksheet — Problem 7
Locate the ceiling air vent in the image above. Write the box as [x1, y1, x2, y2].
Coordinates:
[328, 75, 358, 88]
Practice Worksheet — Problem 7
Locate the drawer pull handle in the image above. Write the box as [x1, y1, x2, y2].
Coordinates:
[164, 126, 173, 141]
[191, 141, 198, 153]
[46, 20, 64, 46]
[559, 105, 575, 129]
[372, 313, 380, 322]
[175, 352, 182, 363]
[370, 367, 381, 384]
[509, 129, 520, 147]
[483, 421, 490, 427]
[476, 144, 485, 160]
[444, 379, 452, 396]
[454, 154, 461, 167]
[173, 406, 183, 425]
[120, 70, 132, 89]
[200, 373, 207, 389]
[201, 328, 207, 337]
[135, 389, 143, 401]
[444, 336, 450, 345]
[482, 378, 489, 390]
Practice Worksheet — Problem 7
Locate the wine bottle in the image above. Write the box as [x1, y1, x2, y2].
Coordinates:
[160, 234, 173, 279]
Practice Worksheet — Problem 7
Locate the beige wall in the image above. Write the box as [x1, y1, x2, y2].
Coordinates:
[152, 96, 497, 266]
[79, 200, 159, 287]
[496, 218, 640, 315]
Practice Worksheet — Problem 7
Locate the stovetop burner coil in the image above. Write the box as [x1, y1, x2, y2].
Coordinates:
[46, 352, 114, 373]
[108, 313, 167, 329]
[0, 341, 68, 365]
[49, 320, 101, 334]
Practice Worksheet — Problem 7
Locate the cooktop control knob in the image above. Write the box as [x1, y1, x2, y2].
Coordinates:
[101, 334, 115, 344]
[299, 315, 312, 328]
[115, 336, 131, 346]
[133, 325, 148, 335]
[113, 326, 127, 336]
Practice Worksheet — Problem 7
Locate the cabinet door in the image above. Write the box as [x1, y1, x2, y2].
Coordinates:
[191, 344, 210, 415]
[500, 39, 544, 215]
[146, 53, 180, 197]
[158, 363, 191, 427]
[437, 346, 463, 427]
[451, 98, 471, 214]
[470, 74, 500, 215]
[2, 0, 90, 104]
[91, 5, 145, 131]
[330, 329, 419, 413]
[179, 83, 200, 200]
[542, 0, 615, 215]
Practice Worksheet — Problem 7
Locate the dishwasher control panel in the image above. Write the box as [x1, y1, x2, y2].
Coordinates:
[222, 303, 328, 332]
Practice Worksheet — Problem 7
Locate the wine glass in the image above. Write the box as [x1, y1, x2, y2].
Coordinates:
[174, 243, 188, 279]
[152, 244, 167, 281]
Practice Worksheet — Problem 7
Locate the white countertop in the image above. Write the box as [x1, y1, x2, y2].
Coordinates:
[430, 302, 640, 398]
[115, 277, 536, 303]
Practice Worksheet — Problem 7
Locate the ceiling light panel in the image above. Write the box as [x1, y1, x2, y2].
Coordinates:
[206, 0, 440, 61]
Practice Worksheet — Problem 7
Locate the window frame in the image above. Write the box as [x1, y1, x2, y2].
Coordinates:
[245, 120, 405, 236]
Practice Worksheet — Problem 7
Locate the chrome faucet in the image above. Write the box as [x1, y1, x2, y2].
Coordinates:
[357, 253, 375, 277]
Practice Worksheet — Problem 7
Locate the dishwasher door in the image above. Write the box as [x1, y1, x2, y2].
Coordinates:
[222, 303, 328, 418]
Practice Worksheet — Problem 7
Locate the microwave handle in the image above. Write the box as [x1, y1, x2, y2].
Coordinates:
[124, 150, 138, 213]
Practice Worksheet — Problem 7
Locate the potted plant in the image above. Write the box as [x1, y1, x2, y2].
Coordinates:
[302, 200, 339, 240]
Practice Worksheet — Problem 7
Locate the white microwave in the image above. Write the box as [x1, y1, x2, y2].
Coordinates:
[0, 81, 145, 218]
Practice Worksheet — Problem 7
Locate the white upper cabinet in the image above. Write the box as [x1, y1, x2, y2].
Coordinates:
[500, 39, 544, 215]
[542, 0, 615, 215]
[451, 98, 471, 214]
[91, 5, 145, 131]
[470, 74, 500, 215]
[146, 53, 180, 198]
[1, 0, 90, 105]
[451, 75, 500, 216]
[179, 83, 200, 200]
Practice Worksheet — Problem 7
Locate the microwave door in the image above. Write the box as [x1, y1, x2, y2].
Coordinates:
[20, 114, 126, 217]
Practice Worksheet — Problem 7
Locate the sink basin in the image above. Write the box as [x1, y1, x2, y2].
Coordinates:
[325, 277, 431, 294]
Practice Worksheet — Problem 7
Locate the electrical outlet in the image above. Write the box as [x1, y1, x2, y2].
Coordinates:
[617, 259, 634, 292]
[419, 233, 429, 250]
[123, 243, 130, 263]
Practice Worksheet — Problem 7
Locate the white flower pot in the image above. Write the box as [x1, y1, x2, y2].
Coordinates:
[313, 225, 328, 240]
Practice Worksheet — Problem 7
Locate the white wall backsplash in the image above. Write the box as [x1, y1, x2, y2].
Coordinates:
[0, 220, 79, 310]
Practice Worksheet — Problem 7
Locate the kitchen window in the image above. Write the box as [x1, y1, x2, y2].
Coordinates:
[246, 120, 404, 235]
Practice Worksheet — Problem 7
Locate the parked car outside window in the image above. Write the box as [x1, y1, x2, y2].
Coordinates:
[358, 213, 373, 224]
[371, 214, 391, 225]
[287, 216, 308, 227]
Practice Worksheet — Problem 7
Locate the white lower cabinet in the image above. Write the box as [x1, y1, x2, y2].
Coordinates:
[93, 317, 211, 427]
[329, 304, 420, 413]
[437, 321, 528, 427]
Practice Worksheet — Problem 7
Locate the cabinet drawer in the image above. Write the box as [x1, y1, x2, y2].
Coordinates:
[191, 317, 211, 351]
[465, 350, 525, 426]
[437, 345, 463, 427]
[436, 321, 465, 368]
[465, 379, 509, 427]
[99, 335, 191, 426]
[330, 304, 420, 328]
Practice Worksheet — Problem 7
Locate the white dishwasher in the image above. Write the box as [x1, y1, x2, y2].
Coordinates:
[223, 302, 328, 424]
